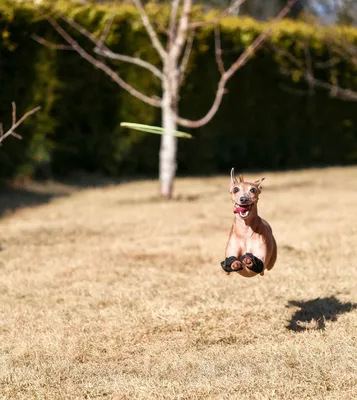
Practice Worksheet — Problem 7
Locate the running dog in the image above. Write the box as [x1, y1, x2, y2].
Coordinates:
[221, 168, 277, 278]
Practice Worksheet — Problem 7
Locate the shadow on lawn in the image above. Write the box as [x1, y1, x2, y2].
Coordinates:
[286, 296, 357, 331]
[0, 181, 69, 218]
[0, 172, 156, 217]
[0, 170, 124, 218]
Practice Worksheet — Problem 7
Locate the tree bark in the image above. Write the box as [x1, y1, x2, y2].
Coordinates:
[159, 87, 178, 199]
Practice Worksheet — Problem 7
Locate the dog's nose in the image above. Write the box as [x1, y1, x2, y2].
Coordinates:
[240, 196, 247, 202]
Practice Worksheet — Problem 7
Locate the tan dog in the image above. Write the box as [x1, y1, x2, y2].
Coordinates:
[220, 168, 277, 278]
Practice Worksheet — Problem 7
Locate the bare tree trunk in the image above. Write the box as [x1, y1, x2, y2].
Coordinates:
[159, 86, 178, 199]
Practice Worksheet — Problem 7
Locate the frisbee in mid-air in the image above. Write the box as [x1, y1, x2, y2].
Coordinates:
[120, 122, 193, 139]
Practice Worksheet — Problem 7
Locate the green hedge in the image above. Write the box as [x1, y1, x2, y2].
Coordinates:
[0, 1, 357, 179]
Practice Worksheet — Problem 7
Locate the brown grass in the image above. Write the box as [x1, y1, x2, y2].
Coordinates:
[0, 167, 356, 399]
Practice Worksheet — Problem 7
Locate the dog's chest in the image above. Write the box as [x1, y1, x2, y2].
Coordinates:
[236, 231, 266, 254]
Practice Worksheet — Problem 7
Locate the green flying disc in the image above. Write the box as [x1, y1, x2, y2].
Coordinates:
[120, 122, 193, 139]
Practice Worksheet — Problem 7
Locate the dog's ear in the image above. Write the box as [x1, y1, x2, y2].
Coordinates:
[254, 177, 265, 190]
[230, 168, 238, 191]
[239, 174, 244, 182]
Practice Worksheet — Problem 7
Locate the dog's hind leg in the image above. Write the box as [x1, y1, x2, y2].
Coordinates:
[266, 236, 277, 271]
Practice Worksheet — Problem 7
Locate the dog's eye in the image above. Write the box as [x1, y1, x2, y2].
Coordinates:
[250, 187, 257, 193]
[233, 187, 239, 193]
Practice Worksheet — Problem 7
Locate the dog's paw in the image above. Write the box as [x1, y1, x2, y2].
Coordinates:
[231, 260, 243, 271]
[240, 255, 254, 268]
[220, 256, 243, 273]
[239, 253, 264, 274]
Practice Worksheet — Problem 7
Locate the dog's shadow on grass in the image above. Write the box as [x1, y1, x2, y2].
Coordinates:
[286, 296, 357, 331]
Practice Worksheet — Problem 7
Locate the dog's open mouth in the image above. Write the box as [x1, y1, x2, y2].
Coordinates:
[234, 203, 253, 218]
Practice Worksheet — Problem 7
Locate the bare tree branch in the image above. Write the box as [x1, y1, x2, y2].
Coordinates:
[163, 0, 193, 104]
[225, 0, 297, 81]
[32, 33, 74, 50]
[303, 44, 315, 95]
[0, 104, 41, 145]
[62, 12, 121, 56]
[168, 0, 181, 50]
[58, 15, 163, 80]
[94, 47, 164, 80]
[315, 58, 340, 70]
[271, 39, 357, 101]
[190, 0, 248, 29]
[303, 42, 357, 100]
[214, 25, 225, 75]
[47, 17, 161, 107]
[61, 15, 99, 44]
[179, 28, 195, 86]
[170, 0, 192, 61]
[306, 75, 357, 100]
[311, 33, 357, 99]
[97, 14, 115, 50]
[133, 0, 167, 61]
[12, 102, 16, 127]
[178, 0, 297, 128]
[177, 79, 227, 128]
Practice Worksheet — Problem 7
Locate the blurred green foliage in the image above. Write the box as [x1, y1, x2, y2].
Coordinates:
[0, 1, 357, 179]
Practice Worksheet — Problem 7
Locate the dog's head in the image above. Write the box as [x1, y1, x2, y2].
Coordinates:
[229, 168, 265, 219]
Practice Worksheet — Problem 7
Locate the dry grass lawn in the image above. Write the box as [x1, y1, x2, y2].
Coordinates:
[0, 167, 356, 399]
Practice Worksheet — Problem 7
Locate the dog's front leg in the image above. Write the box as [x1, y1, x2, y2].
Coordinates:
[221, 232, 243, 275]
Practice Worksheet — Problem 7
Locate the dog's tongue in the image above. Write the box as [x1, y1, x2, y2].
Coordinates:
[234, 205, 249, 214]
